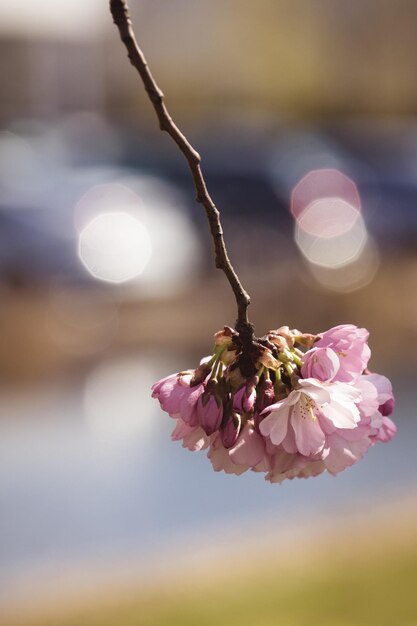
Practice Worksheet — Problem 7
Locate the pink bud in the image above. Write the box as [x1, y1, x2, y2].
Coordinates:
[179, 381, 206, 426]
[301, 347, 340, 382]
[254, 379, 276, 433]
[197, 394, 223, 436]
[380, 397, 395, 417]
[315, 324, 371, 383]
[221, 411, 242, 449]
[255, 379, 275, 413]
[233, 376, 257, 413]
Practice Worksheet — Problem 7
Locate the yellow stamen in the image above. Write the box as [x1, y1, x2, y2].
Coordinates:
[303, 395, 317, 421]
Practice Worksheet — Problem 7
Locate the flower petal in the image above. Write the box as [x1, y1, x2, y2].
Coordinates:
[230, 425, 265, 467]
[260, 404, 290, 445]
[298, 379, 331, 405]
[321, 399, 360, 429]
[291, 404, 325, 456]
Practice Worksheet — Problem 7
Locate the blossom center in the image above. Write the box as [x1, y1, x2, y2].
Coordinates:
[300, 393, 319, 421]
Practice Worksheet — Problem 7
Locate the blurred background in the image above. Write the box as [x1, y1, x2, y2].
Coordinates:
[1, 1, 417, 624]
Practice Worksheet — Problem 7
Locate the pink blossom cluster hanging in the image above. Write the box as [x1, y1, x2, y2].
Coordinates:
[152, 324, 396, 483]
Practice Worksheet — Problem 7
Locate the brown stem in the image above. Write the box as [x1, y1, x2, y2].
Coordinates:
[109, 0, 253, 341]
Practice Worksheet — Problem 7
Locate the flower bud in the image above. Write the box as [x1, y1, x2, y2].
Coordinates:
[269, 326, 294, 348]
[227, 366, 246, 390]
[233, 376, 258, 413]
[277, 351, 291, 364]
[257, 345, 280, 370]
[221, 349, 238, 366]
[253, 378, 276, 432]
[214, 326, 237, 347]
[221, 411, 242, 449]
[380, 397, 395, 417]
[293, 332, 318, 349]
[301, 347, 340, 382]
[197, 396, 223, 436]
[190, 361, 212, 386]
[267, 333, 288, 352]
[275, 383, 289, 401]
[255, 379, 275, 413]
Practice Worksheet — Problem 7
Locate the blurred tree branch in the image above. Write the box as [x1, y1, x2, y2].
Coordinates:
[109, 0, 253, 345]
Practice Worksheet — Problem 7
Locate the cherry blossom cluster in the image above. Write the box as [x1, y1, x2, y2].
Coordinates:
[151, 324, 396, 483]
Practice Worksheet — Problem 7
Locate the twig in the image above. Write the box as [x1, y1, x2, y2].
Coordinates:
[109, 0, 254, 344]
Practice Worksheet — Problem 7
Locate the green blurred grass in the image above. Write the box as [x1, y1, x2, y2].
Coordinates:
[12, 532, 417, 626]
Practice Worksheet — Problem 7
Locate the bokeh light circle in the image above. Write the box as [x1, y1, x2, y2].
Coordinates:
[297, 198, 361, 238]
[308, 237, 380, 293]
[291, 169, 361, 221]
[295, 212, 368, 269]
[78, 211, 151, 283]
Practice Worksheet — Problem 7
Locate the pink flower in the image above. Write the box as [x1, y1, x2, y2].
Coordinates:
[365, 373, 395, 416]
[316, 379, 374, 474]
[260, 379, 361, 457]
[265, 446, 326, 483]
[301, 347, 340, 382]
[315, 324, 371, 383]
[151, 373, 182, 413]
[152, 322, 396, 484]
[376, 416, 397, 443]
[321, 428, 371, 475]
[171, 418, 210, 452]
[208, 434, 249, 475]
[355, 376, 382, 435]
[229, 424, 265, 467]
[208, 424, 266, 474]
[152, 372, 205, 426]
[361, 373, 396, 443]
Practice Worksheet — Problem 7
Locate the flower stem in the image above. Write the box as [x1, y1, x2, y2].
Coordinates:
[109, 0, 254, 341]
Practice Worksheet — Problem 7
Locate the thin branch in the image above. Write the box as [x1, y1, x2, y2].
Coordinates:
[109, 0, 253, 341]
